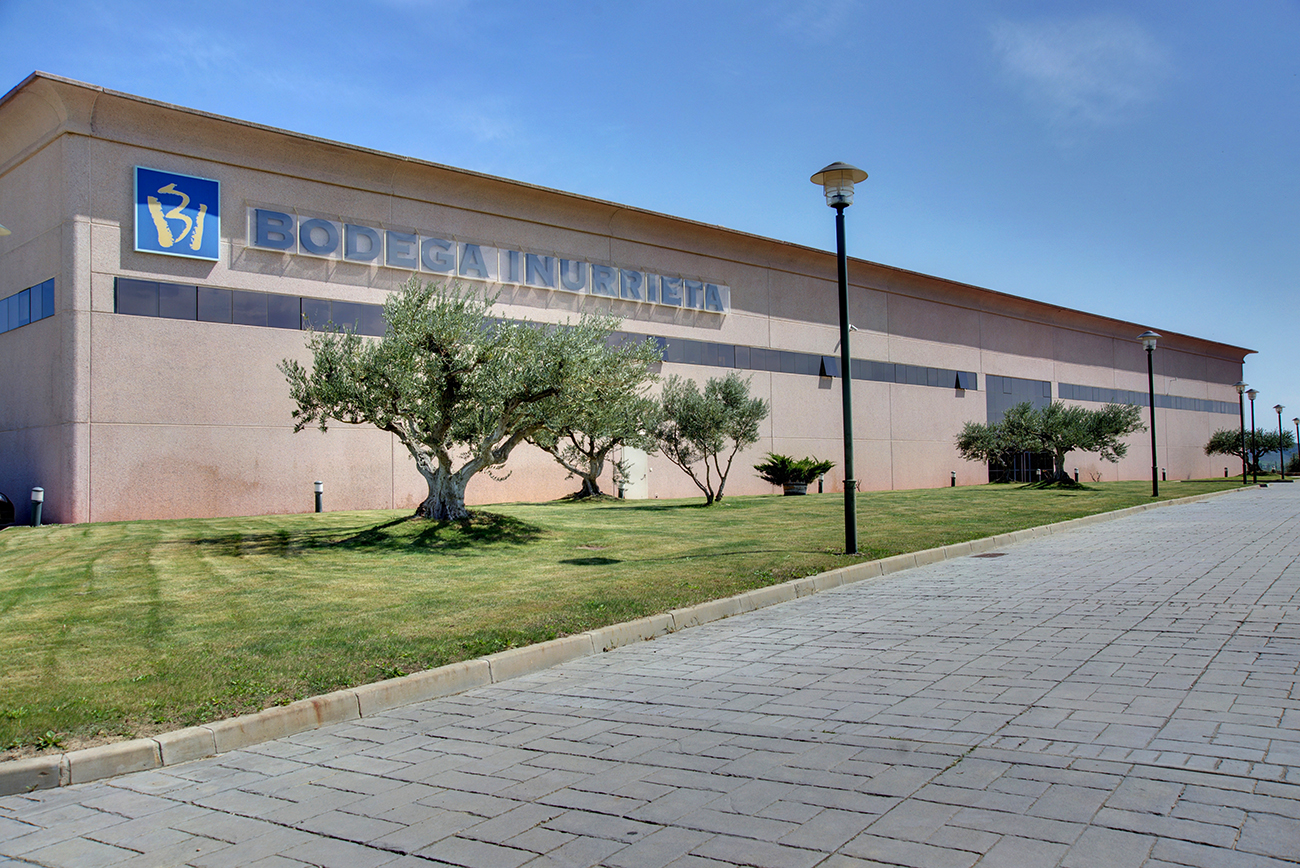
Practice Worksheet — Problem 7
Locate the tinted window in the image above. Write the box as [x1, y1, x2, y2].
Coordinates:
[233, 291, 268, 327]
[15, 289, 30, 327]
[360, 304, 386, 337]
[301, 298, 331, 330]
[330, 301, 362, 333]
[712, 343, 735, 368]
[116, 278, 159, 316]
[159, 283, 197, 320]
[197, 287, 232, 323]
[268, 294, 301, 330]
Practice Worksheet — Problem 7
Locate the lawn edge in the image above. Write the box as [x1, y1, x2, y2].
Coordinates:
[0, 485, 1256, 796]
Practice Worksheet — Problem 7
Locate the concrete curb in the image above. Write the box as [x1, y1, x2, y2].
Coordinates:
[0, 484, 1256, 796]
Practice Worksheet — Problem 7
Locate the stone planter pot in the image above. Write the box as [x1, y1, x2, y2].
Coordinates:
[782, 482, 808, 496]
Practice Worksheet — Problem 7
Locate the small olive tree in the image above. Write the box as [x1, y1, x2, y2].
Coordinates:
[280, 278, 640, 520]
[654, 373, 769, 505]
[528, 336, 664, 498]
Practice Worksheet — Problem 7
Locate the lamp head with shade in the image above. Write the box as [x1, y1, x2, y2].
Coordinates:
[810, 162, 868, 209]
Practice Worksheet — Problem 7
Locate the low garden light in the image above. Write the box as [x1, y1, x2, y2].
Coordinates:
[30, 487, 43, 527]
[314, 480, 324, 513]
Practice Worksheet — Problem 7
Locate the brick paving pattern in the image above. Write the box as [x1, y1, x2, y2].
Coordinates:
[2, 485, 1298, 867]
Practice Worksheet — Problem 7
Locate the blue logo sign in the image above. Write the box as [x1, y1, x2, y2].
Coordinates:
[135, 167, 220, 261]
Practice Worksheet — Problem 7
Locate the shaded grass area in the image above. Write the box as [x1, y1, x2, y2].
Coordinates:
[0, 478, 1242, 755]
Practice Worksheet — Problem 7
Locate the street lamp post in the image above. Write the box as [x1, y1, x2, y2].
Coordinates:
[811, 161, 868, 555]
[1248, 389, 1259, 483]
[1139, 332, 1159, 497]
[1235, 382, 1249, 485]
[1275, 405, 1286, 481]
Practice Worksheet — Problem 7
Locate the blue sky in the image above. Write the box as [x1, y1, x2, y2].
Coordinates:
[3, 0, 1297, 431]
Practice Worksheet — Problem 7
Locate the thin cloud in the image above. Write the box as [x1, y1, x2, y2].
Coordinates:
[449, 103, 516, 143]
[767, 0, 859, 45]
[991, 15, 1173, 129]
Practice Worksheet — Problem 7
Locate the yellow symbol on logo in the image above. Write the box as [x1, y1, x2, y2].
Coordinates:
[146, 183, 208, 252]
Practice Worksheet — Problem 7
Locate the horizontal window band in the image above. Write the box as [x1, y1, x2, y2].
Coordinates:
[111, 276, 984, 391]
[1058, 381, 1237, 416]
[0, 278, 55, 335]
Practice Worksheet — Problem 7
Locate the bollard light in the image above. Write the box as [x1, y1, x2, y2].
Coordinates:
[30, 487, 44, 528]
[1074, 468, 1079, 483]
[314, 480, 324, 513]
[950, 470, 956, 487]
[811, 161, 868, 555]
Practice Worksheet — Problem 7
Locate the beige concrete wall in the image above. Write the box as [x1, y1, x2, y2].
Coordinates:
[0, 122, 93, 523]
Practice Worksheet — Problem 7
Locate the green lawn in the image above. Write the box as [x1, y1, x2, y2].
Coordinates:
[0, 478, 1244, 755]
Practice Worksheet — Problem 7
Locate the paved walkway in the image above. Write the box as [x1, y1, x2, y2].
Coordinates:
[2, 486, 1299, 868]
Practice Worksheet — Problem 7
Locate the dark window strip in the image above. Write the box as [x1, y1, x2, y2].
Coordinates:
[115, 277, 387, 337]
[0, 278, 55, 335]
[1058, 382, 1237, 416]
[112, 276, 978, 390]
[623, 330, 976, 391]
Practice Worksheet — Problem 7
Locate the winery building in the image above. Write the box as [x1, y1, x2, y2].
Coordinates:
[0, 73, 1252, 524]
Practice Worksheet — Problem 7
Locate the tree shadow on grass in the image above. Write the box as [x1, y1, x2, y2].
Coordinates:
[590, 500, 715, 513]
[185, 511, 544, 557]
[400, 512, 544, 550]
[1018, 480, 1095, 492]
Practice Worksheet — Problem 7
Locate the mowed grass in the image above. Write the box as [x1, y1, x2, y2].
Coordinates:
[0, 478, 1243, 755]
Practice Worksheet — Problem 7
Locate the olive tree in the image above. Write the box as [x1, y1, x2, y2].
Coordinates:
[280, 278, 641, 520]
[527, 336, 664, 498]
[1205, 427, 1295, 472]
[954, 419, 1022, 482]
[956, 401, 1144, 482]
[654, 373, 769, 505]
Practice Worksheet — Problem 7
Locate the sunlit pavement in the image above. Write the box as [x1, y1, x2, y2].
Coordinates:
[3, 485, 1299, 868]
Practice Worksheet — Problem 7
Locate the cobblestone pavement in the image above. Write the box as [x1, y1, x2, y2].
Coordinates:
[3, 486, 1299, 867]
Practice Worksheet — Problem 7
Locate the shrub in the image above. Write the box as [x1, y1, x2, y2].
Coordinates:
[754, 453, 834, 487]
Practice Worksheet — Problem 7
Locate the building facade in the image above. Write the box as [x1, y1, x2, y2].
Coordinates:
[0, 73, 1253, 525]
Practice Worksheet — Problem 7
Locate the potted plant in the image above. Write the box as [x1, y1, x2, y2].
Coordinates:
[753, 453, 835, 495]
